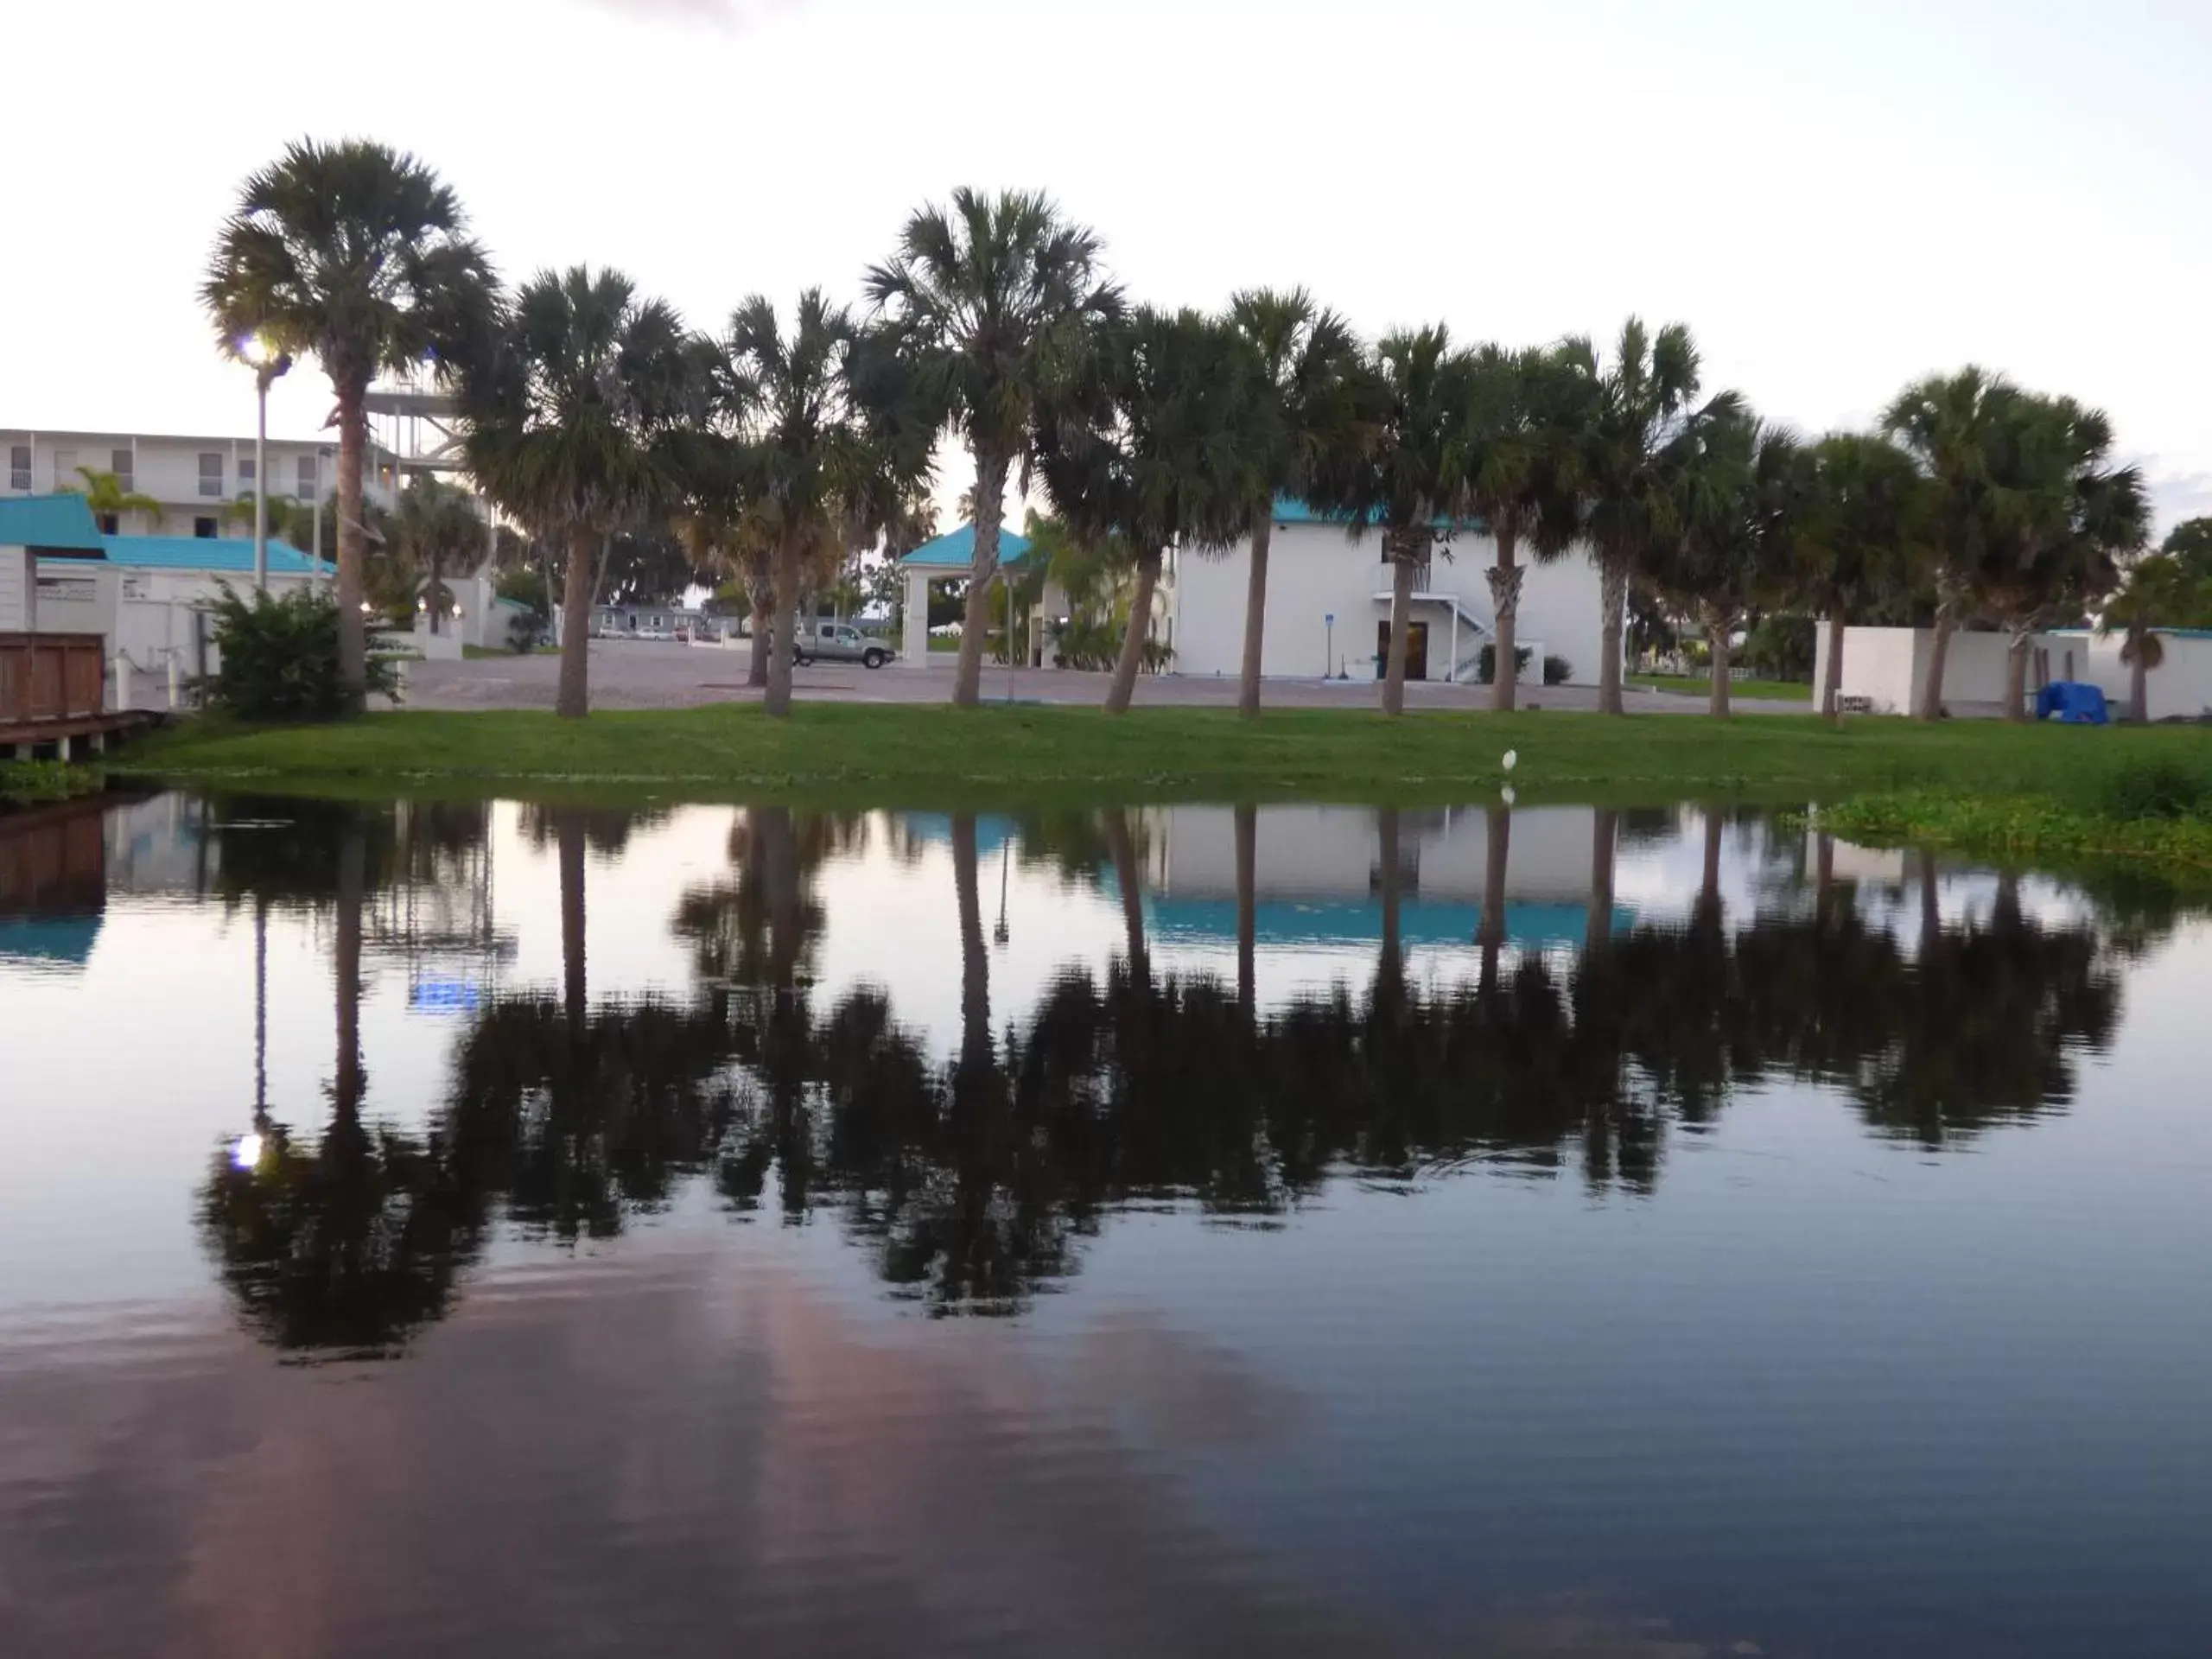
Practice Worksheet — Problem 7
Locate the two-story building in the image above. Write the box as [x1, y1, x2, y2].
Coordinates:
[3, 426, 402, 540]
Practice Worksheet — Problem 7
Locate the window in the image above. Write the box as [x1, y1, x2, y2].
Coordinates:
[97, 513, 119, 535]
[10, 445, 31, 491]
[194, 516, 218, 539]
[296, 454, 318, 496]
[111, 448, 133, 490]
[238, 456, 256, 485]
[198, 453, 223, 497]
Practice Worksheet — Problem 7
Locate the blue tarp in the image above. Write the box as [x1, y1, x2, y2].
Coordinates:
[2036, 681, 2109, 724]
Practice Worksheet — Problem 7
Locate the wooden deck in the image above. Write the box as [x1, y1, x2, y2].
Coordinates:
[0, 631, 158, 757]
[0, 708, 160, 757]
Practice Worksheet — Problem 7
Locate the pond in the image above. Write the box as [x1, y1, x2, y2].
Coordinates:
[2, 791, 2208, 1657]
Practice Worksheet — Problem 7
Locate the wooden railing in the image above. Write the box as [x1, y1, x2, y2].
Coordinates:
[0, 633, 106, 725]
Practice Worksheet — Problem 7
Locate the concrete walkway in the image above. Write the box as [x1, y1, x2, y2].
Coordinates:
[399, 639, 1819, 715]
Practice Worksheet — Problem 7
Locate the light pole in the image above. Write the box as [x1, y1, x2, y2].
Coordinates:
[239, 337, 292, 592]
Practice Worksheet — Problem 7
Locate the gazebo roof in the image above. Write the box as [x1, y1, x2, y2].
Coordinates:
[897, 522, 1035, 571]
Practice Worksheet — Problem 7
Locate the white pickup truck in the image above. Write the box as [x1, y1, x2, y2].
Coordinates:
[795, 622, 894, 670]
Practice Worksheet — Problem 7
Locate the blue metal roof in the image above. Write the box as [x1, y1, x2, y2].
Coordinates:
[0, 493, 105, 552]
[1147, 896, 1631, 950]
[898, 523, 1035, 570]
[1274, 495, 1487, 534]
[95, 534, 332, 576]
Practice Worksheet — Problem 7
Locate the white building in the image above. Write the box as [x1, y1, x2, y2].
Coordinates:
[1171, 501, 1608, 685]
[3, 425, 400, 541]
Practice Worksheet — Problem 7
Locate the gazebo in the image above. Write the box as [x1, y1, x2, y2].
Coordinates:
[898, 522, 1049, 667]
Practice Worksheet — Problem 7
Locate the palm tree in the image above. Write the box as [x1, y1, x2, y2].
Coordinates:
[1563, 320, 1717, 715]
[1304, 326, 1473, 715]
[1223, 289, 1368, 718]
[1883, 366, 2031, 720]
[1975, 394, 2148, 721]
[65, 466, 162, 534]
[1460, 344, 1583, 710]
[203, 139, 494, 693]
[392, 474, 486, 634]
[1034, 307, 1259, 715]
[1796, 433, 1931, 722]
[2099, 553, 2209, 721]
[1643, 407, 1797, 718]
[462, 266, 695, 718]
[865, 188, 1120, 707]
[717, 291, 924, 719]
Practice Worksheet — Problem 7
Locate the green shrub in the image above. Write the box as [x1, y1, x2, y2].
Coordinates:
[1477, 644, 1535, 684]
[1543, 653, 1572, 686]
[1744, 614, 1817, 682]
[2102, 760, 2207, 823]
[0, 760, 99, 805]
[200, 586, 401, 721]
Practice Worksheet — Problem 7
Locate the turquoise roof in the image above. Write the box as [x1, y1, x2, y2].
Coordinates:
[95, 535, 331, 576]
[0, 493, 105, 552]
[898, 523, 1034, 570]
[1274, 495, 1486, 533]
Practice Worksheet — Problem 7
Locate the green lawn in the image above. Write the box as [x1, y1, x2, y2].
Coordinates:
[111, 703, 2212, 814]
[462, 644, 560, 659]
[1629, 673, 1813, 702]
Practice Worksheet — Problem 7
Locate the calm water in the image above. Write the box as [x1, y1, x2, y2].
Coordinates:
[3, 792, 2209, 1658]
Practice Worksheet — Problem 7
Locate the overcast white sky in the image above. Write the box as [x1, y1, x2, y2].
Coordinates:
[7, 0, 2207, 530]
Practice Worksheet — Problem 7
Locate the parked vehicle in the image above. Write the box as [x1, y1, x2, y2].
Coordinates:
[795, 621, 894, 669]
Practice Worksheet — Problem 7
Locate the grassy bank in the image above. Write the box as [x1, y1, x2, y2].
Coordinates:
[113, 702, 2212, 812]
[0, 760, 105, 808]
[1822, 769, 2212, 880]
[1628, 674, 1812, 702]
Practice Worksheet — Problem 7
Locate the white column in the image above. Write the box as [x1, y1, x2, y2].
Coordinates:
[902, 568, 931, 665]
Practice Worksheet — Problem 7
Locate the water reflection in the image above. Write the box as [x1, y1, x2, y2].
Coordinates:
[4, 796, 2150, 1351]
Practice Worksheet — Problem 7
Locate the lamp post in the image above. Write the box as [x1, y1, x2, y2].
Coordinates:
[239, 337, 292, 592]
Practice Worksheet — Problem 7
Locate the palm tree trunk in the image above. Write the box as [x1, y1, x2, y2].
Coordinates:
[1815, 831, 1836, 925]
[428, 550, 444, 636]
[1237, 511, 1273, 719]
[1488, 530, 1523, 713]
[1586, 806, 1618, 952]
[765, 542, 799, 719]
[1597, 551, 1629, 715]
[1699, 809, 1725, 928]
[334, 385, 370, 694]
[1234, 802, 1256, 1020]
[556, 524, 596, 719]
[1382, 531, 1418, 716]
[951, 811, 989, 1059]
[2130, 632, 2149, 722]
[1104, 545, 1162, 715]
[1375, 806, 1404, 1007]
[953, 450, 1011, 709]
[557, 810, 587, 1030]
[2002, 622, 2034, 723]
[747, 597, 770, 687]
[1705, 605, 1733, 718]
[1822, 608, 1847, 723]
[1105, 809, 1149, 993]
[334, 822, 365, 1118]
[1918, 573, 1962, 722]
[1480, 804, 1511, 991]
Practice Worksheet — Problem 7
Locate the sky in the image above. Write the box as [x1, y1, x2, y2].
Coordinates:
[6, 0, 2208, 531]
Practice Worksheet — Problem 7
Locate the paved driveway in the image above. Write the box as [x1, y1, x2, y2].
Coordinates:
[397, 639, 1817, 715]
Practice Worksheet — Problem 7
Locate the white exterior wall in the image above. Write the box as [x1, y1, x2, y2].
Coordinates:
[1172, 524, 1608, 685]
[1816, 625, 2079, 715]
[2058, 630, 2212, 721]
[0, 546, 31, 632]
[1155, 804, 1598, 903]
[3, 429, 397, 532]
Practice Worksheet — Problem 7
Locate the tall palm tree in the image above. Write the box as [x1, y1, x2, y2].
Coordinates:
[865, 188, 1120, 708]
[391, 474, 486, 634]
[462, 266, 696, 718]
[1304, 326, 1472, 715]
[65, 466, 162, 534]
[1883, 366, 2031, 720]
[1460, 344, 1583, 710]
[1796, 432, 1931, 722]
[1643, 407, 1797, 718]
[1223, 289, 1368, 718]
[203, 139, 494, 692]
[2098, 552, 2209, 721]
[1976, 394, 2148, 720]
[1034, 307, 1259, 715]
[717, 290, 925, 719]
[1562, 320, 1716, 715]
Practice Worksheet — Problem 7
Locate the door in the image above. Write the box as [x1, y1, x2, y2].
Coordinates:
[1377, 620, 1430, 681]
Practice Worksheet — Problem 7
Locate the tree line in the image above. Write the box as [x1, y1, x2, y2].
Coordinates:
[187, 797, 2144, 1354]
[204, 139, 2202, 724]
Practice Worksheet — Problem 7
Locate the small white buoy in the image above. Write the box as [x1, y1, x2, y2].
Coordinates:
[1501, 784, 1517, 807]
[1502, 749, 1518, 773]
